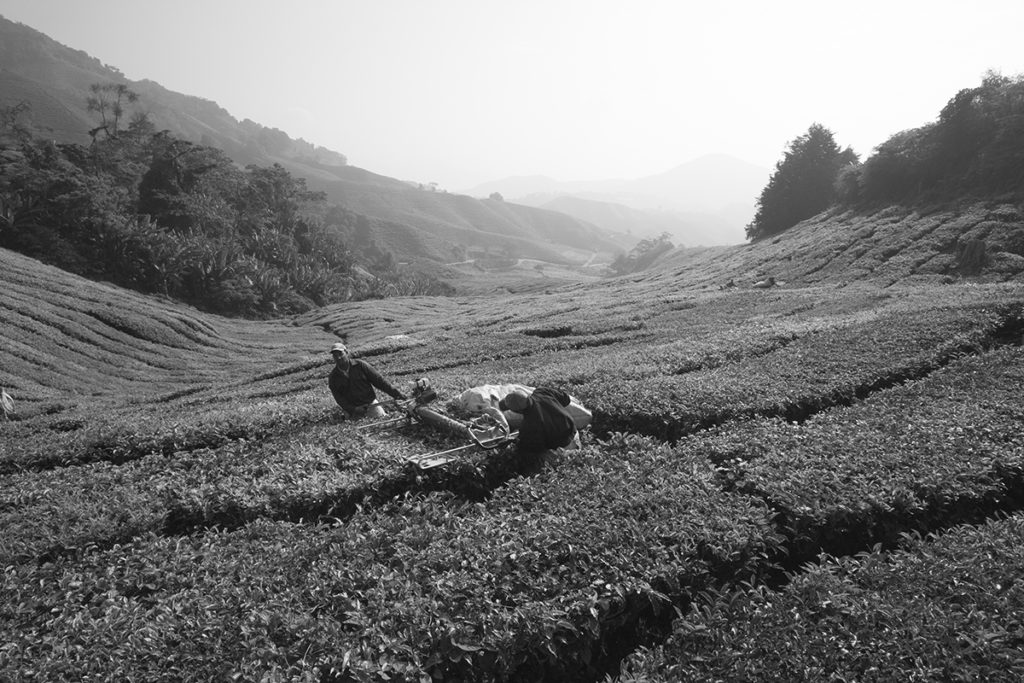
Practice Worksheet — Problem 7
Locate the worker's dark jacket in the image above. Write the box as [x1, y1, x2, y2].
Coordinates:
[329, 360, 403, 416]
[505, 387, 576, 454]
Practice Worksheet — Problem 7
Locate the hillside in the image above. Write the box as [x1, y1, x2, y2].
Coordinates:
[639, 200, 1024, 289]
[280, 160, 633, 265]
[0, 246, 338, 413]
[0, 14, 631, 269]
[3, 223, 1024, 679]
[0, 16, 343, 165]
[6, 195, 1018, 411]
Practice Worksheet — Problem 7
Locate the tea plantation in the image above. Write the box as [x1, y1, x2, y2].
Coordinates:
[3, 241, 1024, 681]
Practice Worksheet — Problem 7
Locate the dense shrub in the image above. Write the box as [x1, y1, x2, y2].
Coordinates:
[0, 435, 782, 682]
[701, 345, 1024, 560]
[747, 123, 857, 241]
[855, 72, 1024, 205]
[581, 302, 1015, 441]
[619, 513, 1024, 682]
[0, 101, 448, 317]
[4, 262, 1024, 681]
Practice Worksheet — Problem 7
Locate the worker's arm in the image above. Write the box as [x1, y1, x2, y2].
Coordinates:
[362, 361, 406, 400]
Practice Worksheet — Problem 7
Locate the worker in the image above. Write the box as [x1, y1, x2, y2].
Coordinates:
[498, 386, 580, 454]
[328, 342, 405, 419]
[1, 387, 12, 421]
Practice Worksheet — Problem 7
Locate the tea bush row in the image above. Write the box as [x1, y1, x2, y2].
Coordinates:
[701, 345, 1024, 560]
[0, 410, 556, 565]
[582, 303, 1017, 440]
[0, 390, 332, 474]
[618, 512, 1024, 681]
[0, 419, 413, 564]
[0, 435, 782, 682]
[3, 295, 1023, 679]
[4, 309, 1020, 572]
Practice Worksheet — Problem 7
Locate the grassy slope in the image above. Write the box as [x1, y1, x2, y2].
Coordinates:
[2, 201, 1024, 680]
[428, 198, 1024, 296]
[0, 247, 339, 412]
[644, 201, 1024, 290]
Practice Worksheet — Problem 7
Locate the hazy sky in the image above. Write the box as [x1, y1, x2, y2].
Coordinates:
[2, 0, 1023, 190]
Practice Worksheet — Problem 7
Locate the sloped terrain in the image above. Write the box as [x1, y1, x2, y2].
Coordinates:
[0, 15, 343, 166]
[0, 70, 93, 142]
[646, 201, 1024, 290]
[286, 160, 632, 265]
[0, 247, 337, 413]
[620, 508, 1024, 681]
[3, 208, 1024, 680]
[0, 14, 631, 271]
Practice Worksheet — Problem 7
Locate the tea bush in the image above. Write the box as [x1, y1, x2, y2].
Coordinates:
[702, 345, 1024, 559]
[584, 302, 1016, 440]
[0, 435, 783, 682]
[618, 513, 1024, 681]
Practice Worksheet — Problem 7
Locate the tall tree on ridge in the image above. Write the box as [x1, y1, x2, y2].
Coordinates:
[746, 123, 857, 241]
[86, 83, 139, 140]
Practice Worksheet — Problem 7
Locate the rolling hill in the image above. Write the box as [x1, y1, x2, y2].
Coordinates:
[640, 200, 1024, 290]
[3, 193, 1024, 678]
[2, 189, 1021, 414]
[280, 160, 633, 265]
[0, 14, 632, 270]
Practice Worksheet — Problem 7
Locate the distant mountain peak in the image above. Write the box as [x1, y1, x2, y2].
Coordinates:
[462, 155, 771, 246]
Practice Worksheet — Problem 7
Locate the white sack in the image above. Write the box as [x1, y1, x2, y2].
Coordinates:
[452, 384, 592, 431]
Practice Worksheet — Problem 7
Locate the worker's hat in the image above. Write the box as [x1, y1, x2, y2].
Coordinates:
[330, 342, 348, 354]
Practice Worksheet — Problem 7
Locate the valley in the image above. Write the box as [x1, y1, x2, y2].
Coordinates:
[2, 13, 1024, 678]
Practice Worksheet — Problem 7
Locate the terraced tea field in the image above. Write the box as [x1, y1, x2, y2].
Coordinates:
[2, 245, 1024, 681]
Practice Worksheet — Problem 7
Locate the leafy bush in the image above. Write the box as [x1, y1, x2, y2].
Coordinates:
[747, 123, 857, 241]
[0, 436, 782, 681]
[4, 257, 1024, 681]
[619, 513, 1024, 682]
[701, 345, 1024, 559]
[583, 302, 1015, 441]
[856, 72, 1024, 205]
[0, 105, 450, 318]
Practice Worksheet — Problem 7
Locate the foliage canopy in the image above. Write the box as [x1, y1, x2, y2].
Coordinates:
[746, 123, 857, 241]
[610, 232, 674, 274]
[851, 71, 1024, 204]
[0, 86, 452, 317]
[747, 72, 1024, 242]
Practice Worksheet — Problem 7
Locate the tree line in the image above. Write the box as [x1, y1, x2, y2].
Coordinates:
[747, 72, 1024, 241]
[0, 86, 451, 317]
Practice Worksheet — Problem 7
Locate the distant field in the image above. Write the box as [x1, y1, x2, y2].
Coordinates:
[2, 244, 1024, 681]
[439, 256, 608, 294]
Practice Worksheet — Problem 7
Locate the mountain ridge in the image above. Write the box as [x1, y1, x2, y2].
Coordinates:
[462, 153, 770, 245]
[0, 14, 632, 271]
